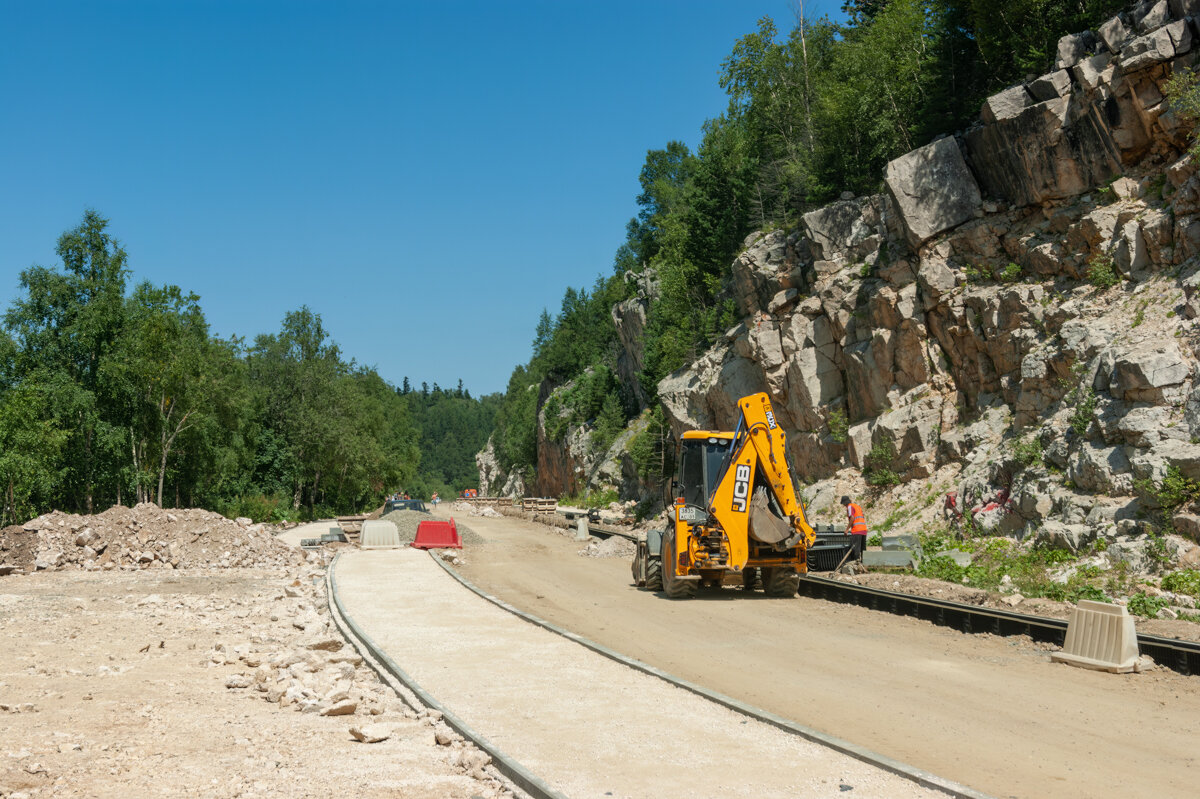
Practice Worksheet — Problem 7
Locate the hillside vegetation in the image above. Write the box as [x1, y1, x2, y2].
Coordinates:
[491, 0, 1128, 486]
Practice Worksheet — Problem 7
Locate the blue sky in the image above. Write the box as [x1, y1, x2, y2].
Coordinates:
[1, 0, 840, 396]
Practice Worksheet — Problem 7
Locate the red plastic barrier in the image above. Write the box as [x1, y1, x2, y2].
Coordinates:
[412, 518, 462, 550]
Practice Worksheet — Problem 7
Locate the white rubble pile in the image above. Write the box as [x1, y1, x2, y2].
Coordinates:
[579, 536, 637, 559]
[12, 502, 304, 574]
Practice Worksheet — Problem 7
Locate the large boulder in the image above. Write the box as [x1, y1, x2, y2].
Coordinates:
[612, 295, 652, 408]
[731, 230, 803, 316]
[1133, 0, 1170, 34]
[1032, 521, 1093, 553]
[885, 137, 982, 248]
[965, 96, 1122, 208]
[981, 85, 1034, 124]
[1106, 405, 1176, 448]
[1098, 14, 1131, 54]
[1120, 20, 1191, 72]
[1028, 70, 1072, 102]
[1151, 439, 1200, 481]
[1056, 30, 1098, 70]
[1107, 342, 1191, 403]
[779, 311, 843, 431]
[872, 393, 944, 474]
[802, 200, 872, 261]
[1068, 442, 1135, 496]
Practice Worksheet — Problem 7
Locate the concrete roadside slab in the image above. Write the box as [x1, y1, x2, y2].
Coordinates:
[276, 520, 338, 547]
[333, 548, 957, 799]
[865, 550, 919, 568]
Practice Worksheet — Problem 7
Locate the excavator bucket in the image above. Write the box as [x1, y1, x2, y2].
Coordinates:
[412, 518, 462, 550]
[748, 486, 791, 544]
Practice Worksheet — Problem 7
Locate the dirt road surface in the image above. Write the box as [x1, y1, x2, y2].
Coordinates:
[448, 508, 1200, 799]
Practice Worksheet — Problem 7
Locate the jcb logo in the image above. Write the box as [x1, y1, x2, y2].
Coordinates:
[731, 464, 751, 513]
[765, 411, 777, 429]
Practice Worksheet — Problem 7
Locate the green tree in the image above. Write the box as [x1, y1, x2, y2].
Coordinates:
[815, 0, 934, 194]
[625, 141, 696, 266]
[0, 380, 68, 526]
[107, 282, 245, 506]
[4, 210, 130, 512]
[969, 0, 1126, 89]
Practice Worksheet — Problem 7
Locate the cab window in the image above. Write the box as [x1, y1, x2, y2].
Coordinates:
[679, 441, 706, 507]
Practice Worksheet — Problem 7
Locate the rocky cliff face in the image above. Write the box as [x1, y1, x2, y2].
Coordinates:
[485, 1, 1200, 571]
[642, 0, 1200, 565]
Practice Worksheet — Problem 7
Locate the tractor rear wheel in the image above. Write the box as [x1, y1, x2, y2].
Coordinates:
[644, 554, 663, 592]
[763, 567, 800, 597]
[741, 567, 760, 591]
[661, 529, 695, 599]
[631, 543, 646, 586]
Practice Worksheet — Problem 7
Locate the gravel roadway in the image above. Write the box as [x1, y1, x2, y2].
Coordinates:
[443, 507, 1200, 799]
[332, 547, 951, 799]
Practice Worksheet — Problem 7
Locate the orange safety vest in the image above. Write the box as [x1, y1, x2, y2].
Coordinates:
[847, 502, 868, 535]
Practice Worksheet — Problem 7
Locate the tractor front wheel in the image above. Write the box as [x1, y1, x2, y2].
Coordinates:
[661, 529, 696, 599]
[762, 567, 800, 597]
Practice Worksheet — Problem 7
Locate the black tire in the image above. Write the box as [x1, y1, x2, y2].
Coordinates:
[742, 567, 759, 591]
[661, 528, 695, 599]
[763, 566, 800, 597]
[631, 544, 646, 586]
[644, 555, 663, 591]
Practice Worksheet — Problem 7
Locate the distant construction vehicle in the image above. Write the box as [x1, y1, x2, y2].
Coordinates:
[631, 392, 816, 598]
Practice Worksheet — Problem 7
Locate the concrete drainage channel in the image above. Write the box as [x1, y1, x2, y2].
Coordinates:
[380, 550, 994, 799]
[326, 553, 568, 799]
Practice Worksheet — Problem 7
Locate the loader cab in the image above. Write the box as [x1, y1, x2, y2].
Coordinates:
[676, 432, 735, 509]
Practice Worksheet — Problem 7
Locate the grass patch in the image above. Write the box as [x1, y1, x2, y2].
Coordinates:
[828, 408, 849, 444]
[998, 262, 1023, 283]
[1162, 568, 1200, 598]
[1069, 386, 1097, 437]
[1087, 253, 1120, 290]
[561, 488, 620, 509]
[913, 534, 1112, 602]
[1127, 592, 1172, 618]
[1135, 465, 1200, 532]
[864, 440, 901, 487]
[1013, 436, 1043, 467]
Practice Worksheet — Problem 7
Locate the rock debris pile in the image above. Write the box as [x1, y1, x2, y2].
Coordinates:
[580, 536, 637, 559]
[3, 503, 304, 574]
[456, 502, 503, 518]
[216, 569, 511, 792]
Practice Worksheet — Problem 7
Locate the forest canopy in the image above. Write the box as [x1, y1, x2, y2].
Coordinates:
[0, 212, 496, 525]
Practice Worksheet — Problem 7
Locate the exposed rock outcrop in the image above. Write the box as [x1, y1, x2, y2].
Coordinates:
[492, 1, 1200, 574]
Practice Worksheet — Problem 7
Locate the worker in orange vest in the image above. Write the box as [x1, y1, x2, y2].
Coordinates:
[841, 495, 869, 561]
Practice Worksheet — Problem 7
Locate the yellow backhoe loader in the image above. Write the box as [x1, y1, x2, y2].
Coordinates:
[631, 392, 815, 598]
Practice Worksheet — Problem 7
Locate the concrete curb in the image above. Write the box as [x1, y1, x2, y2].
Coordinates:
[429, 551, 996, 799]
[326, 552, 568, 799]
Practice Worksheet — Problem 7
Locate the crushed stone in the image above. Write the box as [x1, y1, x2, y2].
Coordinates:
[3, 503, 304, 574]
